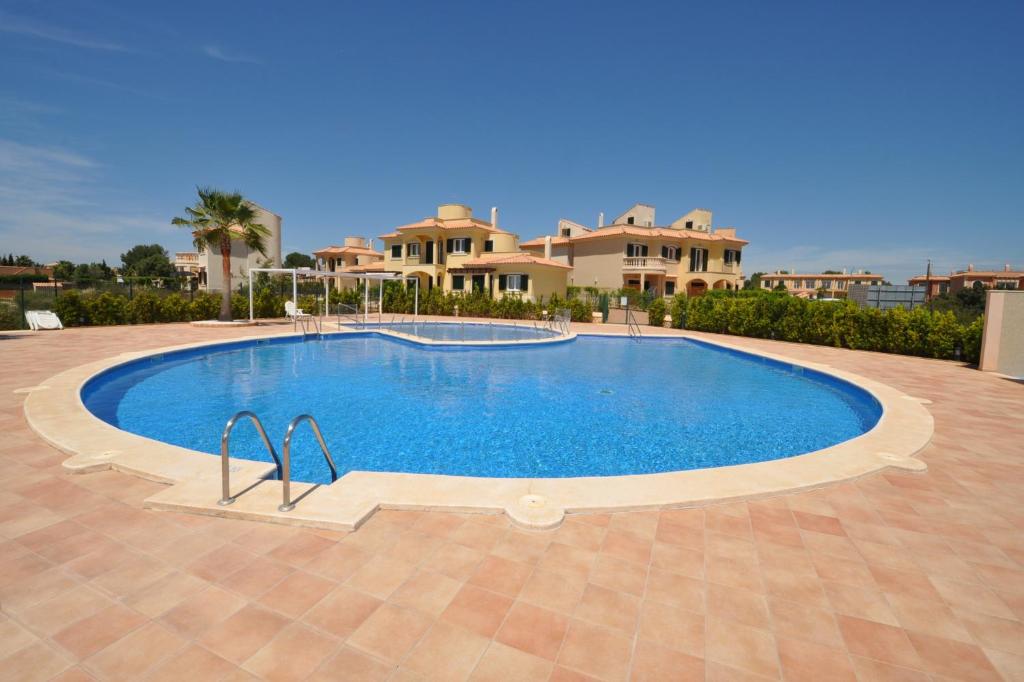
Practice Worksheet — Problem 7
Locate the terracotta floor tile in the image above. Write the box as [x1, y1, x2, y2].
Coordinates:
[629, 639, 704, 681]
[266, 531, 335, 566]
[303, 542, 372, 582]
[470, 641, 555, 682]
[835, 614, 922, 669]
[303, 585, 382, 639]
[0, 619, 37, 660]
[348, 603, 432, 663]
[649, 542, 703, 580]
[575, 583, 641, 633]
[849, 656, 930, 682]
[53, 604, 147, 660]
[538, 542, 597, 580]
[954, 609, 1024, 654]
[777, 635, 856, 682]
[186, 542, 258, 582]
[18, 584, 114, 636]
[0, 641, 72, 681]
[495, 601, 569, 661]
[146, 644, 237, 682]
[823, 581, 899, 625]
[402, 621, 490, 681]
[259, 569, 335, 617]
[906, 630, 1003, 682]
[557, 619, 633, 682]
[887, 593, 973, 642]
[637, 600, 705, 659]
[760, 564, 828, 608]
[519, 567, 587, 615]
[199, 604, 291, 664]
[553, 518, 607, 551]
[868, 565, 943, 602]
[306, 645, 394, 682]
[930, 576, 1017, 619]
[242, 622, 338, 682]
[124, 570, 209, 618]
[468, 555, 533, 598]
[441, 584, 514, 638]
[811, 552, 876, 588]
[83, 622, 184, 681]
[590, 554, 649, 596]
[159, 585, 247, 639]
[490, 528, 552, 565]
[645, 567, 705, 613]
[345, 554, 418, 600]
[705, 555, 765, 594]
[793, 510, 846, 536]
[422, 541, 486, 581]
[450, 520, 503, 553]
[217, 554, 295, 599]
[390, 569, 462, 617]
[707, 582, 771, 630]
[984, 648, 1024, 682]
[384, 530, 445, 565]
[607, 511, 660, 539]
[706, 617, 779, 679]
[767, 597, 844, 649]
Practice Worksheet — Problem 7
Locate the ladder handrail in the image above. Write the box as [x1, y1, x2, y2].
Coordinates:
[279, 414, 338, 512]
[219, 411, 282, 506]
[626, 308, 642, 342]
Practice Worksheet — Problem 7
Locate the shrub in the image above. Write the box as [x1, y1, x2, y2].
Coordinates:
[253, 289, 284, 318]
[669, 293, 687, 328]
[230, 293, 249, 320]
[0, 304, 19, 330]
[53, 290, 88, 326]
[189, 292, 220, 321]
[962, 316, 984, 364]
[127, 291, 162, 324]
[647, 298, 667, 327]
[86, 292, 128, 325]
[160, 295, 191, 322]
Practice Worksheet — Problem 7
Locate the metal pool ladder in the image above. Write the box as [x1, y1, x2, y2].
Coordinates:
[626, 308, 642, 342]
[218, 412, 338, 512]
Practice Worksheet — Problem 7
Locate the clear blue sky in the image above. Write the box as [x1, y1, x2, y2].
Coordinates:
[1, 0, 1021, 282]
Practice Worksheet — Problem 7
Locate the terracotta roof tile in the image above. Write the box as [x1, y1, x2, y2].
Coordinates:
[460, 254, 572, 270]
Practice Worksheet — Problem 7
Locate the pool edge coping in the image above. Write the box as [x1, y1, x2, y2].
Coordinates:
[22, 326, 934, 531]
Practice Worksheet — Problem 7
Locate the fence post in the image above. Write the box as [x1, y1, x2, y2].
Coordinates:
[19, 277, 26, 329]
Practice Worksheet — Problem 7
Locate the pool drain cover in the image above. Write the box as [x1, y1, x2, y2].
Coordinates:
[599, 388, 613, 395]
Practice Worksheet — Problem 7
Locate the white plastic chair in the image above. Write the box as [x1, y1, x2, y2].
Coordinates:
[284, 300, 310, 320]
[25, 310, 64, 330]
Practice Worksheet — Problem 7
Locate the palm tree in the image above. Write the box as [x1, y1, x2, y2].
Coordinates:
[172, 187, 271, 321]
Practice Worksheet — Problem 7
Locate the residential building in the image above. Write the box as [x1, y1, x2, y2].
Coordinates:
[520, 204, 745, 297]
[759, 271, 883, 298]
[908, 264, 1022, 300]
[313, 238, 385, 291]
[182, 202, 283, 291]
[378, 204, 570, 302]
[848, 284, 927, 310]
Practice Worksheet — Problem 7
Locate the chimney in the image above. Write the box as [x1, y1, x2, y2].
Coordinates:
[490, 206, 498, 229]
[968, 263, 974, 272]
[544, 235, 552, 260]
[1005, 263, 1011, 272]
[598, 212, 604, 228]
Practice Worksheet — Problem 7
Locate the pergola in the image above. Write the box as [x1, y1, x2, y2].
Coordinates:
[245, 267, 419, 325]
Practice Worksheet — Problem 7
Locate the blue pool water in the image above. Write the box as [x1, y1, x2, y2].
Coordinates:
[82, 334, 881, 483]
[350, 321, 559, 342]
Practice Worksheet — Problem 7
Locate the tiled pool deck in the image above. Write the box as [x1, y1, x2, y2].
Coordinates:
[1, 320, 1022, 681]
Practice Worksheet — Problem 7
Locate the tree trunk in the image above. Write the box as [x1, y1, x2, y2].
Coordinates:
[219, 235, 232, 322]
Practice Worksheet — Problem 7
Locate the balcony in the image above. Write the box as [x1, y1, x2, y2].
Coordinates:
[623, 256, 671, 272]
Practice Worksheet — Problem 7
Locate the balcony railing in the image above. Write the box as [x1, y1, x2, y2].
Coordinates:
[623, 256, 671, 272]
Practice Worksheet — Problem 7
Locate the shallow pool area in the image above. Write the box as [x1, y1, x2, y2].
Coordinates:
[343, 320, 562, 342]
[81, 334, 882, 484]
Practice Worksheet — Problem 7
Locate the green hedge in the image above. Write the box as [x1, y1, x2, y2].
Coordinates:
[677, 290, 982, 364]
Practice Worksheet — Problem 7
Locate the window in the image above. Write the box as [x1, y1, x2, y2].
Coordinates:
[724, 249, 742, 265]
[804, 280, 816, 289]
[626, 243, 648, 258]
[447, 237, 470, 254]
[406, 242, 420, 257]
[484, 240, 494, 252]
[821, 279, 832, 289]
[560, 228, 571, 237]
[499, 273, 528, 292]
[451, 274, 465, 290]
[666, 281, 675, 295]
[662, 246, 679, 261]
[689, 248, 708, 272]
[627, 216, 635, 225]
[685, 221, 694, 230]
[390, 244, 402, 259]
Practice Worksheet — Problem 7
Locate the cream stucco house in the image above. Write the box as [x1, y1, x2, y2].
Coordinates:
[378, 204, 571, 302]
[520, 203, 747, 297]
[313, 238, 385, 292]
[178, 202, 283, 291]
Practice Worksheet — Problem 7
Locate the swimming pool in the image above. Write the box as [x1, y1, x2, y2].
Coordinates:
[82, 334, 881, 484]
[347, 321, 561, 342]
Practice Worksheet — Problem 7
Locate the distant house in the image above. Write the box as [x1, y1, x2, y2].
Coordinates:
[520, 203, 747, 297]
[378, 204, 571, 302]
[178, 202, 283, 291]
[759, 271, 883, 299]
[313, 238, 385, 292]
[908, 264, 1022, 300]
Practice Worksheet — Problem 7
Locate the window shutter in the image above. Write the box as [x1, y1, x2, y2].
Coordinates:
[498, 275, 507, 290]
[521, 274, 529, 291]
[736, 250, 742, 264]
[625, 244, 630, 256]
[484, 240, 493, 252]
[446, 239, 454, 253]
[702, 249, 709, 271]
[689, 248, 697, 271]
[642, 245, 649, 257]
[661, 246, 668, 258]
